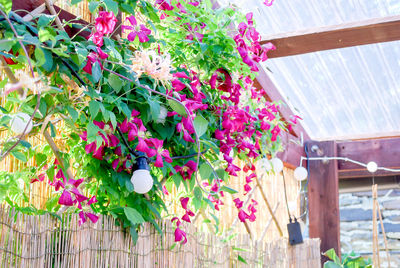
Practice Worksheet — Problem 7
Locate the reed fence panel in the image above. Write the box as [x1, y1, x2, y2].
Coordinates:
[0, 206, 320, 268]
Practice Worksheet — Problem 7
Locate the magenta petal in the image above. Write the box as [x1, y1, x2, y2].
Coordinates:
[154, 154, 164, 168]
[59, 190, 74, 206]
[79, 211, 86, 226]
[173, 72, 190, 79]
[71, 188, 89, 203]
[86, 212, 99, 223]
[238, 209, 250, 222]
[174, 227, 187, 244]
[88, 196, 98, 205]
[180, 197, 189, 210]
[181, 213, 191, 223]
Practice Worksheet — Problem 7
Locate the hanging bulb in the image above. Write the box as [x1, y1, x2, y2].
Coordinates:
[257, 158, 272, 172]
[270, 158, 283, 173]
[131, 154, 153, 194]
[10, 113, 33, 135]
[367, 161, 378, 173]
[294, 166, 308, 181]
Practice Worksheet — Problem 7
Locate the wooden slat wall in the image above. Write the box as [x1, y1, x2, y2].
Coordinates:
[0, 205, 320, 267]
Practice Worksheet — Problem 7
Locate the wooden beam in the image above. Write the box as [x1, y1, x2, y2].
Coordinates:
[261, 15, 400, 58]
[337, 138, 400, 179]
[307, 140, 340, 264]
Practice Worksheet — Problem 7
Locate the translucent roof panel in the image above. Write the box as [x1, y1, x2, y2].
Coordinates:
[265, 42, 400, 140]
[219, 0, 400, 36]
[219, 0, 400, 140]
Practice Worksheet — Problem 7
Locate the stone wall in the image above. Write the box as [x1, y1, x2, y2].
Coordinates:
[340, 189, 400, 267]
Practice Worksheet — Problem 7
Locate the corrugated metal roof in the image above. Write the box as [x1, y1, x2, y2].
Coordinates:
[220, 0, 400, 140]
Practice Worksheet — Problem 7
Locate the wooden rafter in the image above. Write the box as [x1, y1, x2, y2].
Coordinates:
[337, 137, 400, 179]
[261, 15, 400, 58]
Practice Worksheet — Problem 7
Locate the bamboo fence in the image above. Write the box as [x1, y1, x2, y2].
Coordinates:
[0, 206, 320, 268]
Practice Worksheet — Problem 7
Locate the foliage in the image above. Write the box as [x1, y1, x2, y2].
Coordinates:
[323, 248, 372, 268]
[0, 0, 296, 242]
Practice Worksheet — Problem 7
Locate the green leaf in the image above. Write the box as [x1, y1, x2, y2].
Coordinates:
[148, 98, 160, 122]
[35, 153, 47, 167]
[19, 140, 31, 149]
[108, 74, 123, 93]
[323, 261, 342, 268]
[172, 173, 181, 189]
[41, 48, 54, 72]
[193, 115, 208, 137]
[220, 186, 238, 194]
[129, 226, 139, 243]
[38, 28, 56, 43]
[199, 163, 212, 180]
[125, 180, 134, 192]
[0, 40, 15, 51]
[37, 14, 55, 28]
[91, 61, 102, 82]
[89, 100, 100, 119]
[88, 1, 100, 13]
[67, 106, 79, 122]
[124, 207, 145, 225]
[194, 186, 202, 200]
[11, 151, 27, 162]
[167, 99, 187, 116]
[237, 255, 248, 264]
[34, 47, 46, 67]
[103, 0, 119, 15]
[109, 112, 117, 129]
[71, 0, 83, 4]
[324, 249, 341, 264]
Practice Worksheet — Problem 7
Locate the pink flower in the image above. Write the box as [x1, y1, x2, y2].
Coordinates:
[155, 0, 174, 11]
[89, 31, 104, 47]
[149, 138, 172, 168]
[174, 160, 197, 181]
[95, 11, 117, 35]
[59, 190, 74, 206]
[263, 0, 274, 6]
[162, 185, 169, 195]
[122, 16, 151, 43]
[174, 226, 187, 244]
[79, 211, 99, 225]
[82, 50, 108, 74]
[238, 209, 250, 222]
[233, 198, 243, 209]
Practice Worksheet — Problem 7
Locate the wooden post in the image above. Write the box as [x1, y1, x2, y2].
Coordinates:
[307, 140, 340, 265]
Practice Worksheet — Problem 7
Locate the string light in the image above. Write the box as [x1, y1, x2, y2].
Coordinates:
[131, 153, 153, 194]
[270, 157, 284, 173]
[299, 156, 400, 173]
[10, 113, 33, 134]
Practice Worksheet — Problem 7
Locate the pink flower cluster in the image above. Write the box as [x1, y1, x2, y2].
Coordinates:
[89, 11, 117, 47]
[83, 47, 109, 75]
[168, 71, 208, 143]
[203, 180, 224, 211]
[234, 198, 258, 223]
[234, 13, 276, 72]
[32, 159, 98, 225]
[171, 196, 196, 244]
[214, 106, 260, 176]
[80, 110, 172, 173]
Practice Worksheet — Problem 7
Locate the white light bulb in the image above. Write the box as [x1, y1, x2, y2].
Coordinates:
[10, 113, 33, 135]
[270, 158, 283, 173]
[258, 158, 272, 171]
[367, 161, 378, 173]
[131, 169, 153, 194]
[294, 166, 308, 181]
